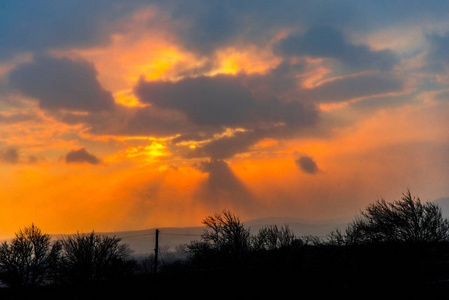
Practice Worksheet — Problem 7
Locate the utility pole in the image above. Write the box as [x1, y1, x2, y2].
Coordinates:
[154, 229, 159, 275]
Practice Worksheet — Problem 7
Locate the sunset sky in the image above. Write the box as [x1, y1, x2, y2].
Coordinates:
[0, 0, 448, 238]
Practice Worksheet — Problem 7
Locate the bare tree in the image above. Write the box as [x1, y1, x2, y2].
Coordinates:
[201, 209, 251, 254]
[59, 231, 133, 284]
[0, 224, 61, 288]
[187, 209, 251, 267]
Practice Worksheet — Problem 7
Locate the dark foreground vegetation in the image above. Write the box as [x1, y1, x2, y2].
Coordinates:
[2, 190, 449, 299]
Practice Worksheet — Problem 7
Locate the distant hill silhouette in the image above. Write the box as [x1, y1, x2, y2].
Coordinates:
[244, 217, 348, 238]
[14, 196, 449, 259]
[63, 217, 349, 258]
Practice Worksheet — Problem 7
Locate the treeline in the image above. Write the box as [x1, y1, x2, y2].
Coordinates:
[0, 228, 136, 288]
[2, 190, 449, 298]
[179, 190, 449, 297]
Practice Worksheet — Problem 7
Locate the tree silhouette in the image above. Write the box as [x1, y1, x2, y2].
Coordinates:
[320, 191, 449, 294]
[187, 209, 251, 268]
[337, 190, 449, 245]
[58, 231, 133, 285]
[0, 224, 61, 288]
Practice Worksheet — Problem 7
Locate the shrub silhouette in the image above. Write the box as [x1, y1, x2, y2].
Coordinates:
[0, 224, 61, 288]
[252, 224, 297, 251]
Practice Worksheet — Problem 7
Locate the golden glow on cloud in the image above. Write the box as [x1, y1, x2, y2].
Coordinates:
[70, 37, 192, 91]
[126, 141, 168, 160]
[103, 140, 171, 165]
[214, 127, 247, 138]
[137, 47, 190, 81]
[114, 89, 145, 107]
[211, 47, 282, 75]
[56, 9, 199, 93]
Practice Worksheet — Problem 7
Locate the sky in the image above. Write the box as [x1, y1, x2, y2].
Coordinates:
[0, 0, 448, 238]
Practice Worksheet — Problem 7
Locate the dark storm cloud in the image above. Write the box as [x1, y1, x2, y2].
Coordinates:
[65, 148, 101, 165]
[135, 73, 319, 129]
[135, 72, 319, 159]
[41, 61, 319, 159]
[134, 74, 254, 127]
[54, 101, 197, 140]
[9, 54, 115, 112]
[295, 155, 320, 174]
[169, 101, 318, 160]
[244, 60, 306, 101]
[108, 106, 192, 138]
[301, 72, 403, 103]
